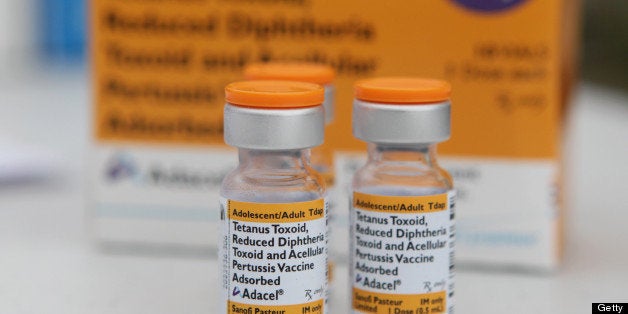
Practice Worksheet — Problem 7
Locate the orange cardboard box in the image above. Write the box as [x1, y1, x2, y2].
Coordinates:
[91, 0, 580, 270]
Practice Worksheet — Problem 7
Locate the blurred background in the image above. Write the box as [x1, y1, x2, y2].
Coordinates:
[0, 0, 626, 313]
[581, 0, 628, 91]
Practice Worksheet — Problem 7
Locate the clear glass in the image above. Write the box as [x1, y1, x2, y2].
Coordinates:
[220, 148, 328, 314]
[311, 85, 335, 187]
[351, 142, 453, 314]
[221, 148, 325, 202]
[311, 142, 334, 184]
[353, 143, 453, 196]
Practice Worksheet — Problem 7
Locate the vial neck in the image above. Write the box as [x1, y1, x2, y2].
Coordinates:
[368, 143, 439, 166]
[238, 148, 310, 171]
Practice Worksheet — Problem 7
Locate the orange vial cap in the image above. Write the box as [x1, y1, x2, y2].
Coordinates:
[244, 62, 336, 85]
[225, 80, 324, 108]
[354, 77, 451, 104]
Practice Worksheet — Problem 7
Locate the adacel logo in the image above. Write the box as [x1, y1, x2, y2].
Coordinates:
[451, 0, 528, 12]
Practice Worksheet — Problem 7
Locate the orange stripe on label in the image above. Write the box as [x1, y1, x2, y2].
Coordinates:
[228, 299, 324, 314]
[352, 288, 446, 314]
[228, 199, 325, 223]
[353, 192, 448, 214]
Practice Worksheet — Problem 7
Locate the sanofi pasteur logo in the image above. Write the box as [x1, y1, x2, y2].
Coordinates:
[105, 152, 138, 182]
[451, 0, 528, 12]
[104, 151, 228, 189]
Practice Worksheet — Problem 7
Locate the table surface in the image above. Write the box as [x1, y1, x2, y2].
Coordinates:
[1, 68, 627, 314]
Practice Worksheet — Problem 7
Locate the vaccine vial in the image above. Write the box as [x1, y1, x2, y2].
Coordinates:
[243, 62, 336, 184]
[220, 80, 328, 314]
[350, 77, 455, 314]
[243, 62, 341, 285]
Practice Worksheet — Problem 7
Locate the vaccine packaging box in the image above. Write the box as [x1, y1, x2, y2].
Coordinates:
[90, 0, 579, 270]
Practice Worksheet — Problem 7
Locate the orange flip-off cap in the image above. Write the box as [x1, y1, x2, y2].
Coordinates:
[354, 77, 451, 104]
[226, 80, 324, 108]
[244, 62, 335, 85]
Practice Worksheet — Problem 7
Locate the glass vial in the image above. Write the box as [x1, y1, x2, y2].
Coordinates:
[350, 77, 455, 314]
[243, 62, 341, 287]
[243, 62, 336, 184]
[220, 80, 328, 314]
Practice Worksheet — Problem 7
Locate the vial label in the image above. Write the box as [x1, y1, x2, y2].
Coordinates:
[220, 197, 328, 314]
[350, 191, 456, 314]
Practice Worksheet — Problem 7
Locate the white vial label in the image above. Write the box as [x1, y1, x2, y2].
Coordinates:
[350, 191, 456, 314]
[220, 197, 328, 314]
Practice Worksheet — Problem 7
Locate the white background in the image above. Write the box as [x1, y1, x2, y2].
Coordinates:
[0, 68, 627, 313]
